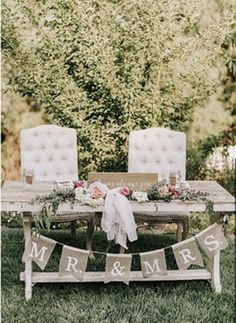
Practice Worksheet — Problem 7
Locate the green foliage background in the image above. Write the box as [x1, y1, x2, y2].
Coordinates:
[2, 0, 235, 176]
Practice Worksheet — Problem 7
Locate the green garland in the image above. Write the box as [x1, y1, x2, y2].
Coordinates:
[32, 188, 76, 232]
[32, 185, 214, 232]
[146, 185, 210, 203]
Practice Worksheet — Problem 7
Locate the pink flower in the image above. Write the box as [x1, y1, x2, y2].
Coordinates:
[119, 187, 130, 196]
[168, 185, 180, 196]
[91, 186, 106, 199]
[73, 181, 84, 189]
[168, 185, 176, 193]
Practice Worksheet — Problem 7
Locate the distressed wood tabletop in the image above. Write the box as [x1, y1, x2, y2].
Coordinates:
[1, 180, 235, 213]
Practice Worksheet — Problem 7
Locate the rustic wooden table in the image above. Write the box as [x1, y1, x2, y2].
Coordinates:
[1, 180, 235, 300]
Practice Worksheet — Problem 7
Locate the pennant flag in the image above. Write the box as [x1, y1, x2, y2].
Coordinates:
[140, 249, 167, 278]
[195, 223, 228, 258]
[172, 237, 203, 270]
[104, 253, 132, 285]
[59, 245, 89, 281]
[22, 235, 56, 270]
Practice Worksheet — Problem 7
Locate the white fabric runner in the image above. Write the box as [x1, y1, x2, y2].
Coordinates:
[102, 188, 137, 249]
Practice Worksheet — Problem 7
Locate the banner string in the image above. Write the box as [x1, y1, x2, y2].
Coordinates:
[32, 222, 227, 258]
[36, 235, 173, 256]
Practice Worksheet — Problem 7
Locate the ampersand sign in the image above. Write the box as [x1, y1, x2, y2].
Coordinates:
[111, 261, 125, 276]
[104, 254, 132, 285]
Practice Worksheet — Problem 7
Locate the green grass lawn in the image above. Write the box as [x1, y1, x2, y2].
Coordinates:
[1, 228, 235, 323]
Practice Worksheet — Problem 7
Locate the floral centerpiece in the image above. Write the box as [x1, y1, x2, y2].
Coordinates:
[32, 180, 213, 232]
[33, 181, 107, 212]
[32, 181, 107, 231]
[125, 180, 210, 203]
[145, 182, 210, 203]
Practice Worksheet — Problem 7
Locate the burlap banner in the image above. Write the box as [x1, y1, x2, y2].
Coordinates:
[104, 253, 132, 285]
[140, 249, 167, 277]
[22, 235, 56, 270]
[172, 237, 203, 270]
[21, 224, 229, 280]
[195, 223, 228, 258]
[59, 245, 90, 281]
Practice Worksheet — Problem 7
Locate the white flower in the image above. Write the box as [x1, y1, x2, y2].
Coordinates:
[132, 191, 149, 202]
[74, 187, 104, 207]
[87, 197, 104, 207]
[180, 181, 190, 190]
[75, 187, 89, 201]
[57, 181, 74, 190]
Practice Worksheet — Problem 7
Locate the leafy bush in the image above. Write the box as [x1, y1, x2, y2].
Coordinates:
[1, 212, 22, 228]
[2, 0, 234, 176]
[212, 167, 235, 197]
[187, 127, 236, 180]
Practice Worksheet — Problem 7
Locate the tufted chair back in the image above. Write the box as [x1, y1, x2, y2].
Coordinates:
[128, 127, 186, 181]
[20, 125, 78, 182]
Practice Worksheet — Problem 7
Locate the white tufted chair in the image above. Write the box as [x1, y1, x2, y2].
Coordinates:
[20, 125, 78, 182]
[128, 127, 190, 241]
[20, 125, 95, 255]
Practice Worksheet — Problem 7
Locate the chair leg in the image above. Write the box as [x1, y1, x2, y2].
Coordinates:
[119, 246, 125, 254]
[70, 220, 77, 238]
[182, 218, 190, 240]
[176, 223, 183, 241]
[86, 217, 95, 259]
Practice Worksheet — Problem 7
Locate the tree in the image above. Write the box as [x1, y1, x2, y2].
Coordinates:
[2, 0, 234, 176]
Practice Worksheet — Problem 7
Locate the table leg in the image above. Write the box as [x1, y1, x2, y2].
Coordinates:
[207, 252, 221, 293]
[86, 215, 95, 259]
[22, 213, 32, 301]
